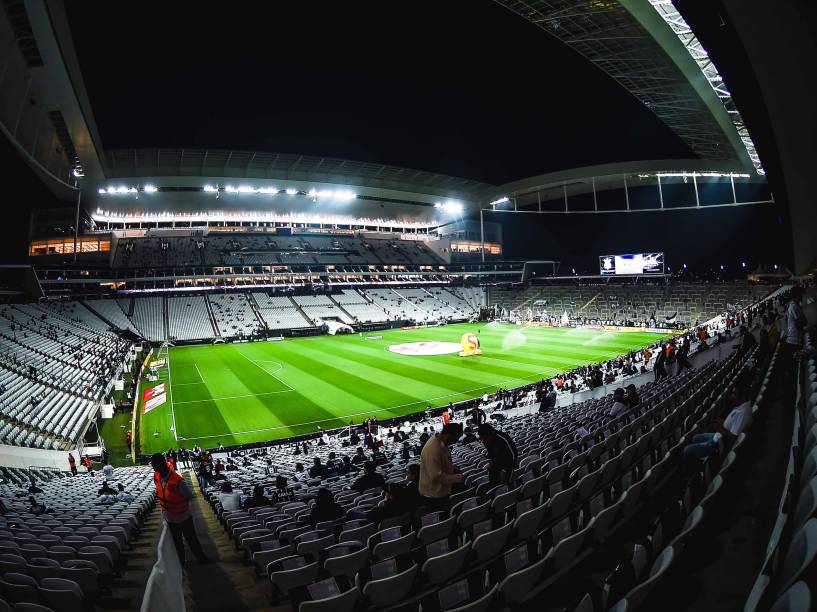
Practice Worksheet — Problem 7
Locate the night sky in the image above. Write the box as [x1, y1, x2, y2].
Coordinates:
[0, 1, 792, 268]
[65, 0, 693, 185]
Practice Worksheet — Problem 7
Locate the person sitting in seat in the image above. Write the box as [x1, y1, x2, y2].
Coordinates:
[338, 455, 356, 476]
[292, 462, 308, 482]
[625, 384, 640, 409]
[351, 461, 385, 493]
[116, 483, 134, 502]
[309, 457, 326, 479]
[607, 388, 629, 418]
[683, 375, 753, 460]
[241, 485, 270, 511]
[351, 447, 367, 465]
[28, 496, 48, 515]
[307, 488, 344, 527]
[27, 477, 43, 494]
[403, 464, 421, 509]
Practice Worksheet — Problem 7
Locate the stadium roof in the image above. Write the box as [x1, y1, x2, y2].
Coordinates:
[0, 0, 764, 203]
[103, 148, 491, 200]
[494, 0, 761, 174]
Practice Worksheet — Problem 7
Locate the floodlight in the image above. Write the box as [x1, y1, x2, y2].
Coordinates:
[490, 196, 509, 206]
[286, 188, 298, 195]
[98, 188, 106, 195]
[116, 186, 128, 194]
[143, 185, 158, 193]
[203, 185, 217, 192]
[237, 186, 255, 193]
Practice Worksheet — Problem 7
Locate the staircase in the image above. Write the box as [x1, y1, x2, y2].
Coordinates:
[288, 297, 314, 326]
[161, 296, 170, 342]
[328, 294, 357, 323]
[180, 470, 274, 610]
[246, 293, 269, 331]
[204, 294, 222, 337]
[80, 301, 118, 329]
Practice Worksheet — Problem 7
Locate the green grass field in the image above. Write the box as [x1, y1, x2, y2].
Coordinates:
[138, 322, 669, 453]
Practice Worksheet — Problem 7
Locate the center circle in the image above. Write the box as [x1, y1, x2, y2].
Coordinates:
[387, 341, 462, 356]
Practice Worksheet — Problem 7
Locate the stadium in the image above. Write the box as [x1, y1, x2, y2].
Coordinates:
[0, 2, 815, 612]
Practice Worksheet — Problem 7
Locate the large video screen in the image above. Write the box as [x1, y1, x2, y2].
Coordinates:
[599, 252, 664, 276]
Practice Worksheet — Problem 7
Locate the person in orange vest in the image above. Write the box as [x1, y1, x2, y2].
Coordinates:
[167, 456, 175, 472]
[67, 452, 77, 477]
[151, 453, 209, 566]
[82, 455, 94, 475]
[442, 409, 451, 427]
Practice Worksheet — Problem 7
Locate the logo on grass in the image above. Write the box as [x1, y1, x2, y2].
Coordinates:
[387, 341, 462, 356]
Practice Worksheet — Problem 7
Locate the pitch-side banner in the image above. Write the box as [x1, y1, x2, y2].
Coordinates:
[143, 383, 167, 415]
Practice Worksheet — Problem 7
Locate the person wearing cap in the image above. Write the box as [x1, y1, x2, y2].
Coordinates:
[608, 388, 629, 418]
[477, 423, 518, 486]
[419, 422, 464, 510]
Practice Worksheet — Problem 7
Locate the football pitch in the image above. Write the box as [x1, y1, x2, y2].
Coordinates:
[138, 323, 669, 453]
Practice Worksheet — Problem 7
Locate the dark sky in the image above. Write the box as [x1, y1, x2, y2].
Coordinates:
[65, 0, 693, 185]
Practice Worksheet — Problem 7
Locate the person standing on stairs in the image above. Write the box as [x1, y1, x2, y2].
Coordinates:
[151, 453, 210, 567]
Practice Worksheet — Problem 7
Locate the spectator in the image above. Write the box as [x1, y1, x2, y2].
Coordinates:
[213, 459, 225, 475]
[461, 427, 477, 445]
[351, 447, 366, 465]
[98, 481, 116, 496]
[351, 461, 385, 493]
[477, 423, 518, 485]
[348, 482, 411, 523]
[683, 378, 753, 460]
[242, 485, 270, 511]
[151, 453, 209, 566]
[653, 344, 667, 381]
[404, 463, 421, 508]
[83, 455, 94, 475]
[470, 406, 487, 426]
[625, 384, 640, 409]
[309, 457, 326, 479]
[68, 452, 77, 477]
[307, 488, 344, 527]
[218, 481, 241, 512]
[28, 496, 48, 515]
[419, 422, 464, 510]
[27, 478, 43, 494]
[338, 455, 355, 475]
[103, 463, 115, 480]
[608, 388, 629, 418]
[292, 462, 307, 482]
[116, 483, 134, 502]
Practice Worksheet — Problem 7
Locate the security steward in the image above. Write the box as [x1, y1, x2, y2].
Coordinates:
[151, 453, 209, 566]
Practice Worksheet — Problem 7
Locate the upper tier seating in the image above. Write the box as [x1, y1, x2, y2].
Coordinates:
[112, 234, 445, 269]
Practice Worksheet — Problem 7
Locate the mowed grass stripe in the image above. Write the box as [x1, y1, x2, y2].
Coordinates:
[140, 323, 669, 453]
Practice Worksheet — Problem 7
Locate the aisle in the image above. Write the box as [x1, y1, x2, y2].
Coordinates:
[182, 470, 275, 611]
